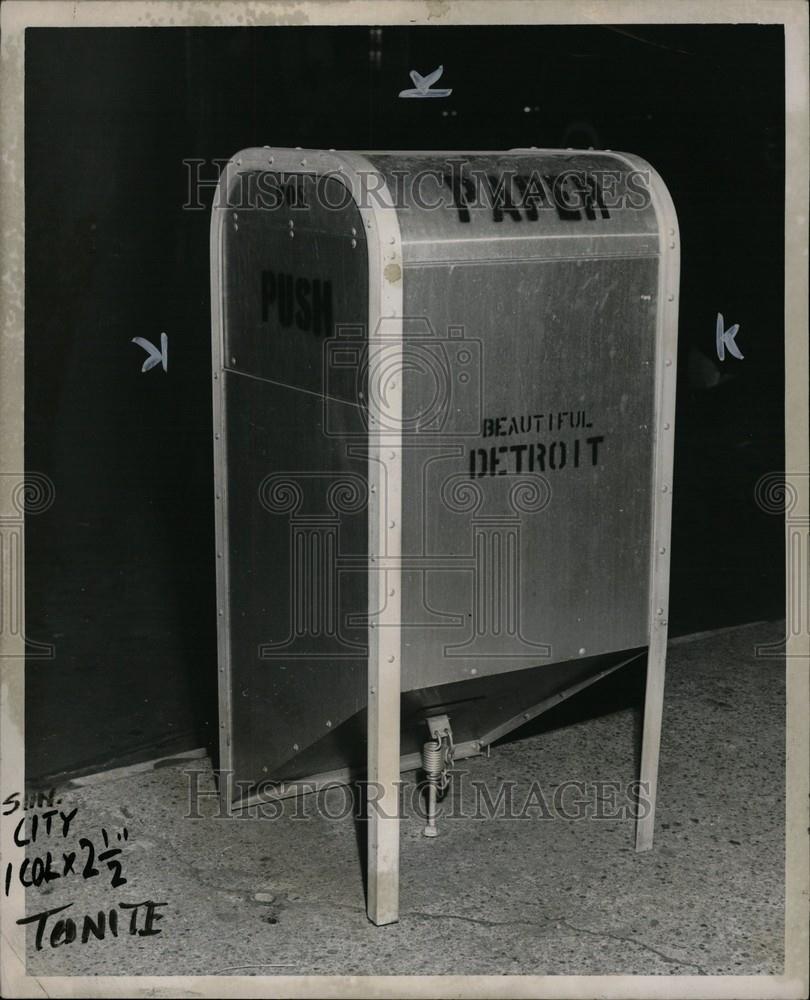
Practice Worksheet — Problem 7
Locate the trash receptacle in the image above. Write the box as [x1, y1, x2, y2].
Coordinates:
[211, 146, 679, 924]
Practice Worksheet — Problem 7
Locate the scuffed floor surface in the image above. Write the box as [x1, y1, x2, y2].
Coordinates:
[22, 621, 784, 976]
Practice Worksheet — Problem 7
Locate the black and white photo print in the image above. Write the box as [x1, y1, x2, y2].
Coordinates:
[1, 3, 807, 998]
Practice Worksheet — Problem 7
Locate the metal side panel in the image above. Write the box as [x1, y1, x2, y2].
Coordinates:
[212, 152, 374, 801]
[398, 253, 659, 691]
[223, 372, 369, 792]
[211, 146, 406, 924]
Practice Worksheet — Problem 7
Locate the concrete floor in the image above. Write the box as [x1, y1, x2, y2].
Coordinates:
[24, 621, 785, 977]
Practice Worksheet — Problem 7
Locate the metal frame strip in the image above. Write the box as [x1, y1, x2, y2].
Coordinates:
[615, 152, 680, 852]
[333, 152, 405, 924]
[210, 163, 234, 795]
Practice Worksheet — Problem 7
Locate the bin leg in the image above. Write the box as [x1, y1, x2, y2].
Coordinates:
[635, 630, 667, 852]
[367, 659, 400, 925]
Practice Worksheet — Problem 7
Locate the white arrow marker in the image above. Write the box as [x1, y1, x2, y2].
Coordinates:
[399, 65, 452, 98]
[132, 332, 168, 372]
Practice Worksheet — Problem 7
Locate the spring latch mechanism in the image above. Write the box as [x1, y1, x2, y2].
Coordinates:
[421, 715, 454, 838]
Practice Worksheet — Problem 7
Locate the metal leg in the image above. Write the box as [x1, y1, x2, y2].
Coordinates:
[423, 781, 439, 838]
[366, 650, 401, 925]
[635, 630, 667, 851]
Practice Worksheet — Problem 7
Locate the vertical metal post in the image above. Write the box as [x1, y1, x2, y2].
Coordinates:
[210, 178, 234, 811]
[633, 158, 680, 852]
[347, 155, 403, 925]
[636, 634, 667, 851]
[366, 390, 402, 925]
[367, 585, 401, 923]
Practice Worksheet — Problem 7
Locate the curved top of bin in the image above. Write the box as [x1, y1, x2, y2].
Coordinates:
[215, 146, 677, 265]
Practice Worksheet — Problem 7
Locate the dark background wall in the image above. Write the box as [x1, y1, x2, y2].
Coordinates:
[24, 24, 785, 784]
